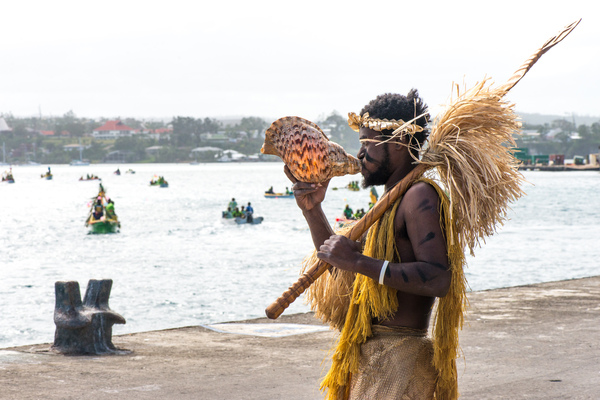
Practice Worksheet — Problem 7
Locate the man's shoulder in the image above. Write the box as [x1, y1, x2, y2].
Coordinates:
[403, 181, 440, 202]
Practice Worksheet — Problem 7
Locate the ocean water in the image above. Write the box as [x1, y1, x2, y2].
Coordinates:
[1, 163, 598, 348]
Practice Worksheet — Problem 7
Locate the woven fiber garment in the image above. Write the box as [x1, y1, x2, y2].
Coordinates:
[348, 325, 436, 400]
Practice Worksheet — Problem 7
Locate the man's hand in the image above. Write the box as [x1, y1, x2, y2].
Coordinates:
[284, 165, 330, 211]
[317, 234, 362, 271]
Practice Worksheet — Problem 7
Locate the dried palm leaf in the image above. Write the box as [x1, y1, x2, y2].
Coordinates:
[266, 19, 582, 319]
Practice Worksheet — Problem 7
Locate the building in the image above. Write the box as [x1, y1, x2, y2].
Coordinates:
[0, 118, 11, 133]
[92, 120, 137, 140]
[146, 127, 172, 141]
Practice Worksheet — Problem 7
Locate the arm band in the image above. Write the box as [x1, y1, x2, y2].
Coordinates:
[378, 260, 389, 285]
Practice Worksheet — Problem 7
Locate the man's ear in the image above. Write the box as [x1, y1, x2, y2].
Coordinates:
[392, 135, 409, 151]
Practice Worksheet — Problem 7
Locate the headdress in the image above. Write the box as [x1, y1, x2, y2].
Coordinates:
[347, 112, 424, 138]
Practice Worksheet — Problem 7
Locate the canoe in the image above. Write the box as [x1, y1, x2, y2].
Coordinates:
[264, 193, 293, 199]
[235, 216, 264, 225]
[87, 219, 120, 234]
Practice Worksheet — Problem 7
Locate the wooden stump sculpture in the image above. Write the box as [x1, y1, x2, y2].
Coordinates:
[52, 279, 126, 355]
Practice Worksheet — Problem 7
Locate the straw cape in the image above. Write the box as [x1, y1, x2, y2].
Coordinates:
[265, 19, 581, 400]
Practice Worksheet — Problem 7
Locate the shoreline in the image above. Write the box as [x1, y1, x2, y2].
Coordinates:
[2, 275, 599, 399]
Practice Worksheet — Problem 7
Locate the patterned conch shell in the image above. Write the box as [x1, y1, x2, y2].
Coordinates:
[261, 116, 361, 183]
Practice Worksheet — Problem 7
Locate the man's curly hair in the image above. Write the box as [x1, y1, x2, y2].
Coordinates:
[360, 90, 431, 157]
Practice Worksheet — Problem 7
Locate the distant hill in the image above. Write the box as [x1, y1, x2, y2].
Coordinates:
[518, 112, 600, 126]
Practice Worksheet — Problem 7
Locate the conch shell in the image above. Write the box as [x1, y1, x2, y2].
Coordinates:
[261, 116, 361, 183]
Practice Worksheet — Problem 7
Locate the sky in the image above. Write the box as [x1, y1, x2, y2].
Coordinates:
[1, 0, 598, 123]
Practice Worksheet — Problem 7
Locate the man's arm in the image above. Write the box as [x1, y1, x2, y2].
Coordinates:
[317, 182, 451, 298]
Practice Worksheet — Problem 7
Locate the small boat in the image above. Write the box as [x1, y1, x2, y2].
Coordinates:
[87, 219, 120, 234]
[79, 176, 100, 181]
[335, 216, 356, 228]
[125, 169, 136, 174]
[114, 169, 121, 175]
[235, 216, 264, 225]
[2, 168, 15, 183]
[41, 168, 53, 180]
[85, 183, 120, 234]
[264, 192, 293, 199]
[150, 176, 168, 187]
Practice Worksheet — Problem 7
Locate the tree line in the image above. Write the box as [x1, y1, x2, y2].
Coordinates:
[1, 110, 597, 164]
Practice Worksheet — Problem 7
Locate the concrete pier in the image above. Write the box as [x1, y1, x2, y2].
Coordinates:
[1, 276, 599, 399]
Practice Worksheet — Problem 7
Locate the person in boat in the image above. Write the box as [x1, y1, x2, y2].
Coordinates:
[370, 186, 379, 204]
[239, 205, 246, 219]
[246, 202, 254, 223]
[342, 204, 353, 220]
[286, 91, 462, 399]
[285, 187, 292, 195]
[105, 199, 116, 220]
[228, 198, 237, 211]
[223, 207, 233, 219]
[92, 198, 104, 220]
[266, 186, 274, 194]
[3, 168, 14, 181]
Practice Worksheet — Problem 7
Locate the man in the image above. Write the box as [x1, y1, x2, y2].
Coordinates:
[246, 202, 254, 223]
[342, 204, 353, 220]
[286, 90, 461, 399]
[92, 198, 104, 220]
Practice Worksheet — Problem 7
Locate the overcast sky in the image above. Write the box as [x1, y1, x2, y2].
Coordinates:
[1, 0, 598, 123]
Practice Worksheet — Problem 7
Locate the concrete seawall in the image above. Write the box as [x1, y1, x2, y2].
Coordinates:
[2, 276, 599, 399]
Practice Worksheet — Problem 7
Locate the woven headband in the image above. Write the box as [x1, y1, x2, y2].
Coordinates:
[347, 112, 424, 137]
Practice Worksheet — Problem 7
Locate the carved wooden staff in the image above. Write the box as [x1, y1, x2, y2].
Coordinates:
[265, 164, 427, 319]
[265, 19, 581, 320]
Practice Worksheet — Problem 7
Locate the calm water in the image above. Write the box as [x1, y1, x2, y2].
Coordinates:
[1, 163, 599, 348]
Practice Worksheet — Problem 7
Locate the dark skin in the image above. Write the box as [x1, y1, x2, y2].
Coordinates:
[286, 127, 451, 330]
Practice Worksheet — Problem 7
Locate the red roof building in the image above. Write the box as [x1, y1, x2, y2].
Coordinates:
[92, 120, 138, 139]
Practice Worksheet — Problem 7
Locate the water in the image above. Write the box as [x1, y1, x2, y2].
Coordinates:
[1, 164, 599, 348]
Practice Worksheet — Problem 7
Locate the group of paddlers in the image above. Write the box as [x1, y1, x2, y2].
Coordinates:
[2, 168, 14, 182]
[79, 174, 99, 181]
[85, 184, 119, 224]
[149, 176, 168, 186]
[341, 204, 367, 220]
[223, 197, 255, 222]
[265, 186, 292, 195]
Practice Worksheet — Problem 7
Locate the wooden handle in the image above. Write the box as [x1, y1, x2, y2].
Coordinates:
[265, 164, 429, 319]
[265, 261, 327, 319]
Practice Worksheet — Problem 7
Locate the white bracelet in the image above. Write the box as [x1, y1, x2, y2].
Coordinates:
[378, 260, 389, 285]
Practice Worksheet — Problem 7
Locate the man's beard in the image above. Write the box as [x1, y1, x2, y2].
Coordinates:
[361, 149, 392, 188]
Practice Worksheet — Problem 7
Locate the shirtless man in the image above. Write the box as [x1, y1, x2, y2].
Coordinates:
[286, 91, 455, 399]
